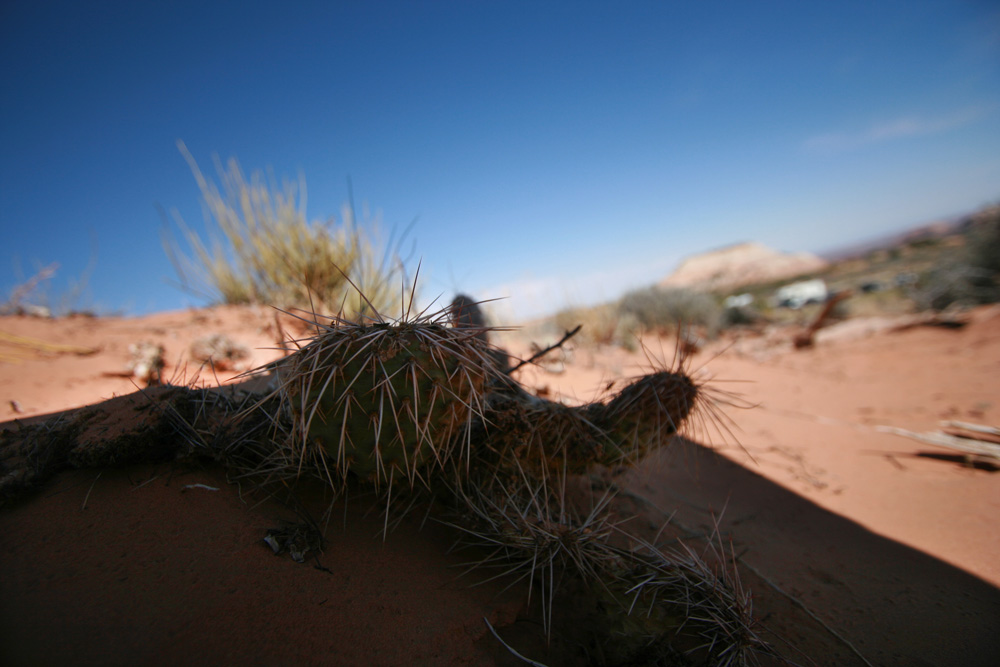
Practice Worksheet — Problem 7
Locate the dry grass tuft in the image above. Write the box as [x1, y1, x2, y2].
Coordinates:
[162, 141, 412, 318]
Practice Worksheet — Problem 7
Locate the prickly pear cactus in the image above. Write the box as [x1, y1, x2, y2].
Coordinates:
[476, 396, 619, 480]
[586, 542, 764, 666]
[589, 370, 700, 461]
[274, 316, 498, 488]
[248, 298, 766, 662]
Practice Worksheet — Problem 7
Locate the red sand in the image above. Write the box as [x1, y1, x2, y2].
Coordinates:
[2, 305, 999, 665]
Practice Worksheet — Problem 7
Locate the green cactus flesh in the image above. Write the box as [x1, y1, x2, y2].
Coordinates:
[280, 321, 491, 486]
[471, 369, 699, 482]
[590, 370, 699, 460]
[590, 547, 758, 664]
[505, 400, 619, 475]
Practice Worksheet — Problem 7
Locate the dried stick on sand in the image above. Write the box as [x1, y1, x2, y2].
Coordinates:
[508, 325, 581, 374]
[940, 421, 1000, 445]
[876, 425, 1000, 461]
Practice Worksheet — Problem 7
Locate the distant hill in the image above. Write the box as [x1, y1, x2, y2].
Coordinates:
[660, 242, 828, 292]
[819, 203, 1000, 261]
[819, 216, 968, 261]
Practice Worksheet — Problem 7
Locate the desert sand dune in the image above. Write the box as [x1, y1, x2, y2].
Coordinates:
[2, 304, 998, 665]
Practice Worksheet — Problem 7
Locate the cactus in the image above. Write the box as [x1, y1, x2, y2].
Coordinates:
[447, 465, 620, 636]
[241, 294, 768, 663]
[472, 369, 701, 487]
[591, 538, 768, 666]
[589, 369, 701, 462]
[448, 457, 769, 666]
[265, 308, 500, 490]
[474, 395, 614, 482]
[0, 285, 769, 664]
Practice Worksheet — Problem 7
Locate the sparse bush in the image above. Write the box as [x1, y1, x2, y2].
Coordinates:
[554, 303, 640, 349]
[720, 304, 762, 328]
[617, 286, 722, 337]
[965, 206, 1000, 276]
[2, 236, 100, 316]
[1, 263, 60, 316]
[554, 304, 611, 346]
[913, 205, 1000, 311]
[162, 141, 411, 318]
[614, 312, 641, 351]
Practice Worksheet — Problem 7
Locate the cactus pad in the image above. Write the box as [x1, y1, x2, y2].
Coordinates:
[590, 370, 700, 461]
[274, 316, 498, 488]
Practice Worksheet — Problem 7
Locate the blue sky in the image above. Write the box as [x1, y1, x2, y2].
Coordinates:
[2, 1, 998, 321]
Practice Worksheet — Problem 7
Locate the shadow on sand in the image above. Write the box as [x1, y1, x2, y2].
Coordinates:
[1, 394, 998, 666]
[625, 437, 1000, 666]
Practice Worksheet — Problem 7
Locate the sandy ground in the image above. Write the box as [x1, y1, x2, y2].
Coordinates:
[1, 304, 998, 665]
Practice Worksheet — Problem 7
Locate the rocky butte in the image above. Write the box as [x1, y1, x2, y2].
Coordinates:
[659, 241, 828, 292]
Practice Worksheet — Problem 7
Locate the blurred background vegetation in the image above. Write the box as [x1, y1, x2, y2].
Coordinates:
[161, 141, 414, 320]
[545, 204, 1000, 351]
[4, 149, 996, 334]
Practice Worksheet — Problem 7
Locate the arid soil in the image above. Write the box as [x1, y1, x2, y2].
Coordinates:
[2, 304, 998, 665]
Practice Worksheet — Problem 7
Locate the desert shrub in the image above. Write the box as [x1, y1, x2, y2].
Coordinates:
[964, 206, 1000, 276]
[2, 237, 100, 317]
[553, 303, 638, 349]
[913, 206, 1000, 311]
[720, 304, 762, 328]
[1, 263, 60, 316]
[162, 141, 411, 318]
[617, 286, 722, 337]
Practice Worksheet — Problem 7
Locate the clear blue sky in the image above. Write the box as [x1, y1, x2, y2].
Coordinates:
[2, 1, 998, 321]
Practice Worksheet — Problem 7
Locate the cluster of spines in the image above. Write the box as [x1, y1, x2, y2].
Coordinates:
[472, 361, 706, 487]
[248, 303, 502, 493]
[595, 535, 767, 666]
[242, 294, 764, 663]
[588, 369, 700, 460]
[444, 338, 769, 663]
[448, 464, 768, 665]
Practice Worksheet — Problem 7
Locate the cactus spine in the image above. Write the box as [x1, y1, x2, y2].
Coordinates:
[247, 295, 766, 663]
[270, 310, 499, 490]
[590, 369, 700, 461]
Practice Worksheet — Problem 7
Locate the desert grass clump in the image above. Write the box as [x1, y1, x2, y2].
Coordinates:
[914, 204, 1000, 311]
[163, 141, 410, 318]
[618, 285, 723, 338]
[553, 302, 638, 348]
[2, 234, 100, 317]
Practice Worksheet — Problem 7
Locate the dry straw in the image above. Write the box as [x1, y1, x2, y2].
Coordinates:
[163, 141, 412, 318]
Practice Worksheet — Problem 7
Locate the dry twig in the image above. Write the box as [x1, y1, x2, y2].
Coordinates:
[508, 325, 581, 374]
[876, 425, 1000, 461]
